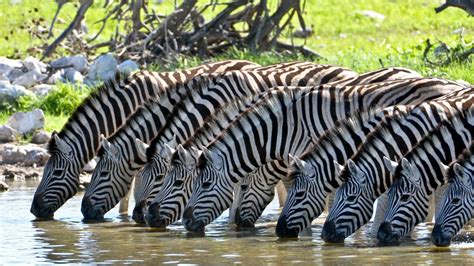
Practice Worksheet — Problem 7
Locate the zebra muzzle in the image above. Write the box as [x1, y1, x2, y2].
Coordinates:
[30, 193, 55, 219]
[377, 222, 400, 245]
[81, 196, 105, 221]
[321, 219, 345, 243]
[431, 224, 452, 247]
[182, 206, 205, 233]
[145, 203, 166, 228]
[275, 215, 299, 238]
[132, 201, 146, 224]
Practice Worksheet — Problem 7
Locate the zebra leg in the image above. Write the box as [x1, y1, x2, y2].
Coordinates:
[228, 182, 243, 224]
[119, 178, 134, 214]
[370, 191, 389, 238]
[430, 183, 449, 223]
[325, 191, 336, 213]
[275, 181, 288, 208]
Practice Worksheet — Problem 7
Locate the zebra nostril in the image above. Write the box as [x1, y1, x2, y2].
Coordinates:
[183, 206, 194, 220]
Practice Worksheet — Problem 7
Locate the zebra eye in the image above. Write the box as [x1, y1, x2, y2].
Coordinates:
[241, 184, 249, 191]
[295, 191, 305, 199]
[156, 174, 164, 181]
[202, 181, 212, 190]
[346, 195, 357, 204]
[451, 198, 461, 205]
[174, 180, 184, 187]
[100, 171, 110, 178]
[400, 194, 411, 202]
[52, 169, 63, 176]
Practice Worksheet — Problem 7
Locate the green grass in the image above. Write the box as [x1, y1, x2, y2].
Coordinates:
[0, 0, 473, 133]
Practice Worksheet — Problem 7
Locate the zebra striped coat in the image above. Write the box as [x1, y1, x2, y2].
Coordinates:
[181, 78, 465, 232]
[378, 109, 474, 244]
[82, 64, 357, 219]
[321, 93, 474, 243]
[234, 67, 423, 229]
[432, 142, 474, 247]
[31, 60, 258, 218]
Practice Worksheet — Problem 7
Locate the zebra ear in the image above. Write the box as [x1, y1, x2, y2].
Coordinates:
[333, 160, 344, 177]
[383, 157, 398, 176]
[53, 132, 72, 155]
[177, 144, 191, 165]
[347, 159, 365, 184]
[453, 163, 472, 191]
[289, 154, 306, 172]
[401, 158, 420, 185]
[169, 135, 178, 147]
[161, 143, 176, 160]
[102, 138, 119, 159]
[202, 147, 223, 170]
[439, 162, 450, 178]
[135, 138, 149, 161]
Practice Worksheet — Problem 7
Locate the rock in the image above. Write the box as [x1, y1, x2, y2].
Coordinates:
[12, 69, 47, 88]
[0, 181, 8, 192]
[63, 68, 84, 83]
[31, 130, 51, 144]
[23, 56, 47, 73]
[2, 144, 49, 166]
[50, 55, 88, 74]
[6, 109, 45, 135]
[46, 70, 63, 85]
[0, 125, 21, 143]
[117, 60, 139, 77]
[356, 10, 385, 21]
[0, 81, 29, 104]
[31, 84, 53, 97]
[7, 68, 26, 82]
[87, 53, 118, 82]
[0, 57, 22, 75]
[83, 159, 97, 173]
[293, 28, 313, 38]
[0, 73, 8, 80]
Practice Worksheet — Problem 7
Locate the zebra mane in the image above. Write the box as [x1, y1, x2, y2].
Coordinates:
[447, 141, 474, 181]
[208, 87, 305, 153]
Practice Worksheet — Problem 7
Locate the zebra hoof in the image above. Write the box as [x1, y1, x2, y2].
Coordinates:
[377, 222, 400, 245]
[275, 215, 299, 238]
[321, 219, 345, 243]
[431, 224, 452, 247]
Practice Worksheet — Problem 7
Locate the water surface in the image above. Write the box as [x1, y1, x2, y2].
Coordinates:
[1, 179, 473, 264]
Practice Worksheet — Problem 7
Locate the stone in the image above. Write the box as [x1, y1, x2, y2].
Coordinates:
[0, 81, 29, 104]
[0, 57, 22, 75]
[23, 56, 47, 73]
[83, 159, 97, 173]
[31, 84, 53, 97]
[117, 60, 139, 77]
[2, 144, 49, 166]
[7, 68, 26, 82]
[0, 181, 8, 192]
[46, 70, 63, 85]
[356, 10, 385, 21]
[87, 53, 118, 82]
[51, 55, 88, 73]
[31, 130, 51, 144]
[12, 69, 47, 88]
[6, 109, 45, 135]
[293, 28, 313, 38]
[63, 68, 84, 84]
[0, 125, 21, 143]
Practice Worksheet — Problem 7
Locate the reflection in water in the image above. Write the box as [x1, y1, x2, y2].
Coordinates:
[1, 179, 473, 264]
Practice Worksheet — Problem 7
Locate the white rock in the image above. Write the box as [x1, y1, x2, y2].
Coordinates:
[87, 53, 118, 82]
[117, 60, 139, 77]
[31, 130, 51, 144]
[51, 55, 88, 73]
[63, 68, 84, 83]
[0, 73, 8, 80]
[7, 68, 26, 82]
[83, 159, 97, 173]
[0, 81, 29, 104]
[23, 56, 47, 73]
[31, 84, 53, 97]
[12, 70, 47, 88]
[6, 109, 45, 135]
[0, 181, 8, 191]
[356, 10, 385, 21]
[0, 125, 21, 143]
[2, 144, 49, 166]
[46, 70, 63, 85]
[0, 57, 22, 75]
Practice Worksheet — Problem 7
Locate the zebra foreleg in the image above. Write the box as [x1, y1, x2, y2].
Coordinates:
[370, 192, 389, 238]
[276, 181, 288, 208]
[119, 178, 134, 214]
[228, 183, 243, 224]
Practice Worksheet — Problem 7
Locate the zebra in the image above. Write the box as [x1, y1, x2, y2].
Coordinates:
[181, 78, 465, 232]
[82, 64, 358, 220]
[234, 67, 424, 229]
[321, 95, 474, 243]
[30, 60, 258, 218]
[377, 109, 474, 244]
[431, 142, 474, 247]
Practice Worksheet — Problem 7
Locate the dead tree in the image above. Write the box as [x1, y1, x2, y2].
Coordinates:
[435, 0, 474, 15]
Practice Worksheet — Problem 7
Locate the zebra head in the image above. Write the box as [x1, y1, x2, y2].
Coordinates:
[145, 146, 200, 228]
[132, 141, 174, 223]
[31, 132, 80, 219]
[276, 155, 326, 238]
[378, 157, 427, 244]
[322, 159, 374, 243]
[432, 162, 473, 247]
[183, 147, 233, 233]
[235, 161, 280, 229]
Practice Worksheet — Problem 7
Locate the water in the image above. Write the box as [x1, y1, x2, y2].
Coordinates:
[1, 179, 473, 264]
